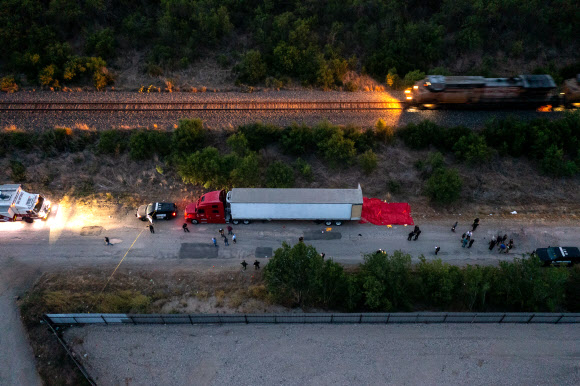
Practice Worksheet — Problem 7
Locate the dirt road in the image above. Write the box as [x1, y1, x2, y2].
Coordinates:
[65, 323, 580, 385]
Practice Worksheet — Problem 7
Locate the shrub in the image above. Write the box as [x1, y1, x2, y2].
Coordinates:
[416, 257, 461, 308]
[387, 180, 401, 194]
[318, 131, 357, 168]
[397, 120, 442, 149]
[266, 160, 295, 188]
[98, 130, 128, 155]
[385, 68, 400, 88]
[453, 133, 492, 164]
[177, 146, 230, 188]
[85, 28, 116, 59]
[424, 167, 462, 204]
[294, 158, 313, 181]
[10, 160, 26, 182]
[5, 131, 35, 151]
[236, 50, 267, 84]
[374, 119, 394, 144]
[280, 124, 315, 155]
[231, 152, 261, 187]
[403, 70, 426, 87]
[226, 132, 249, 156]
[359, 149, 378, 175]
[238, 122, 282, 151]
[0, 76, 18, 92]
[344, 125, 374, 152]
[172, 119, 205, 155]
[540, 145, 578, 177]
[129, 130, 171, 160]
[426, 151, 445, 171]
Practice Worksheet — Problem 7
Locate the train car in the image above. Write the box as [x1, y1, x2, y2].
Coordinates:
[405, 74, 557, 109]
[562, 75, 580, 108]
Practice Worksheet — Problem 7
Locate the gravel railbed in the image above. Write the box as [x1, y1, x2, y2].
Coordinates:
[65, 323, 580, 385]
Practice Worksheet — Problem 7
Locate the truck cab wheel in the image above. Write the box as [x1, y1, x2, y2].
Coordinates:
[190, 219, 198, 224]
[232, 219, 240, 225]
[243, 220, 251, 225]
[334, 221, 342, 226]
[325, 220, 333, 226]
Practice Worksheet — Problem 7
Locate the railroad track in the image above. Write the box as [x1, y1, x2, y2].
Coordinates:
[0, 101, 403, 111]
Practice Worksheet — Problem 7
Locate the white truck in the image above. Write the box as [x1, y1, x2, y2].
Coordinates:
[0, 184, 52, 222]
[185, 185, 364, 226]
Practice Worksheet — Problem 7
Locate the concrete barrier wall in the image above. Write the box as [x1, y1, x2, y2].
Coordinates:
[45, 312, 580, 325]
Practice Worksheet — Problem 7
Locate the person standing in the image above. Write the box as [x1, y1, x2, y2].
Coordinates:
[232, 234, 237, 244]
[407, 231, 414, 241]
[182, 223, 190, 233]
[468, 239, 475, 248]
[224, 237, 229, 246]
[413, 230, 421, 241]
[148, 224, 155, 234]
[241, 260, 248, 270]
[462, 238, 469, 248]
[489, 237, 497, 250]
[254, 260, 260, 270]
[414, 225, 420, 234]
[219, 228, 224, 237]
[466, 230, 472, 240]
[499, 243, 506, 253]
[227, 225, 233, 235]
[212, 237, 217, 247]
[472, 218, 480, 231]
[104, 237, 112, 246]
[502, 234, 508, 244]
[451, 222, 458, 232]
[320, 253, 325, 260]
[435, 246, 440, 255]
[508, 238, 514, 250]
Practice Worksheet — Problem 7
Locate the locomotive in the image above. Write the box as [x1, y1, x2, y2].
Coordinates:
[405, 74, 579, 109]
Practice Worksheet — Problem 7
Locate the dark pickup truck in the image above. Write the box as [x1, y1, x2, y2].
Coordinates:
[535, 247, 580, 267]
[136, 202, 177, 221]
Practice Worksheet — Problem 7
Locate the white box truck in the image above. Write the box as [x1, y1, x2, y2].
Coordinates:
[0, 184, 52, 222]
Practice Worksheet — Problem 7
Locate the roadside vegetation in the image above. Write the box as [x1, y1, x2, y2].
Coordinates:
[2, 112, 579, 205]
[1, 1, 578, 89]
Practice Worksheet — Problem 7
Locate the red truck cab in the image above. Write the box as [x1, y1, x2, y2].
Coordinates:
[184, 190, 227, 224]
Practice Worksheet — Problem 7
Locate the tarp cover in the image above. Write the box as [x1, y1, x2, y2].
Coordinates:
[359, 197, 414, 226]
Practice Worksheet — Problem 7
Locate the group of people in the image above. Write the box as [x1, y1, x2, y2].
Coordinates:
[240, 259, 260, 270]
[458, 218, 479, 249]
[407, 226, 421, 241]
[489, 234, 514, 253]
[212, 226, 237, 246]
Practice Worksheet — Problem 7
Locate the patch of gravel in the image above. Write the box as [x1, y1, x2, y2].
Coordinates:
[65, 323, 580, 385]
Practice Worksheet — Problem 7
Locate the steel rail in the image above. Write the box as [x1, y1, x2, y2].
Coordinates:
[0, 101, 403, 111]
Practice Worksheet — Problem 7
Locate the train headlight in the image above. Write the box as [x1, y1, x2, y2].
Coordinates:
[406, 96, 413, 100]
[404, 89, 411, 94]
[413, 85, 418, 89]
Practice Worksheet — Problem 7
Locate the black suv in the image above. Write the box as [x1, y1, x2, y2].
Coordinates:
[136, 202, 178, 221]
[535, 247, 580, 267]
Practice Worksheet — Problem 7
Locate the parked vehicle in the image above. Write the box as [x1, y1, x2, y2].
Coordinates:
[0, 184, 51, 222]
[535, 246, 580, 267]
[185, 185, 364, 226]
[136, 202, 177, 221]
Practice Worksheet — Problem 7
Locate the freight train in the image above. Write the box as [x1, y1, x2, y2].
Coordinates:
[405, 74, 580, 109]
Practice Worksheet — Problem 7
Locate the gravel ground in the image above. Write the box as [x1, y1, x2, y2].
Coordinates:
[65, 323, 580, 385]
[0, 90, 563, 130]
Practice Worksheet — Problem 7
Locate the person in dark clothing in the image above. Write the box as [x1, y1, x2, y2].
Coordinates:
[414, 225, 420, 233]
[299, 236, 304, 242]
[489, 238, 497, 250]
[149, 224, 155, 234]
[219, 228, 224, 237]
[435, 246, 440, 255]
[227, 225, 233, 235]
[241, 260, 248, 270]
[502, 234, 508, 243]
[461, 232, 466, 240]
[407, 231, 414, 241]
[508, 238, 514, 249]
[254, 260, 260, 270]
[182, 223, 190, 232]
[468, 239, 475, 248]
[451, 222, 458, 232]
[413, 230, 421, 240]
[224, 237, 229, 246]
[320, 253, 325, 260]
[472, 218, 480, 231]
[104, 237, 111, 246]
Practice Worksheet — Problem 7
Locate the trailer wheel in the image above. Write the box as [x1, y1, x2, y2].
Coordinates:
[334, 221, 343, 226]
[190, 219, 198, 224]
[243, 220, 251, 225]
[232, 219, 239, 225]
[325, 220, 333, 226]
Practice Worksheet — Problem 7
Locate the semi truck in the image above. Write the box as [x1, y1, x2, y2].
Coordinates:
[0, 184, 51, 222]
[184, 185, 364, 226]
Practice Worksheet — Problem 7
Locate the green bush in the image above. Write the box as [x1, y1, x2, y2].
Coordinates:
[424, 167, 463, 204]
[374, 119, 394, 144]
[226, 132, 249, 156]
[231, 152, 261, 187]
[129, 130, 171, 160]
[172, 119, 205, 155]
[177, 146, 231, 188]
[98, 130, 129, 155]
[5, 131, 35, 151]
[540, 145, 578, 177]
[318, 131, 357, 168]
[266, 160, 295, 188]
[85, 28, 116, 59]
[280, 124, 315, 155]
[236, 50, 267, 84]
[293, 158, 313, 181]
[238, 122, 282, 151]
[359, 149, 378, 175]
[416, 257, 461, 308]
[387, 180, 401, 194]
[397, 120, 442, 150]
[10, 160, 26, 182]
[403, 70, 426, 87]
[453, 134, 492, 165]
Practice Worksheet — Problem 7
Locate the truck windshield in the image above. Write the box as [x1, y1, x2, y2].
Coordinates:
[33, 196, 44, 213]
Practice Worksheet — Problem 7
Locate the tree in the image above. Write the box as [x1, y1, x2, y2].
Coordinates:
[236, 50, 267, 84]
[226, 132, 249, 156]
[231, 152, 261, 187]
[359, 149, 378, 175]
[453, 134, 492, 165]
[266, 161, 295, 188]
[424, 168, 463, 204]
[178, 147, 229, 188]
[172, 119, 205, 155]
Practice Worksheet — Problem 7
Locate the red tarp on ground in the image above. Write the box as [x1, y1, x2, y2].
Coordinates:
[359, 197, 414, 226]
